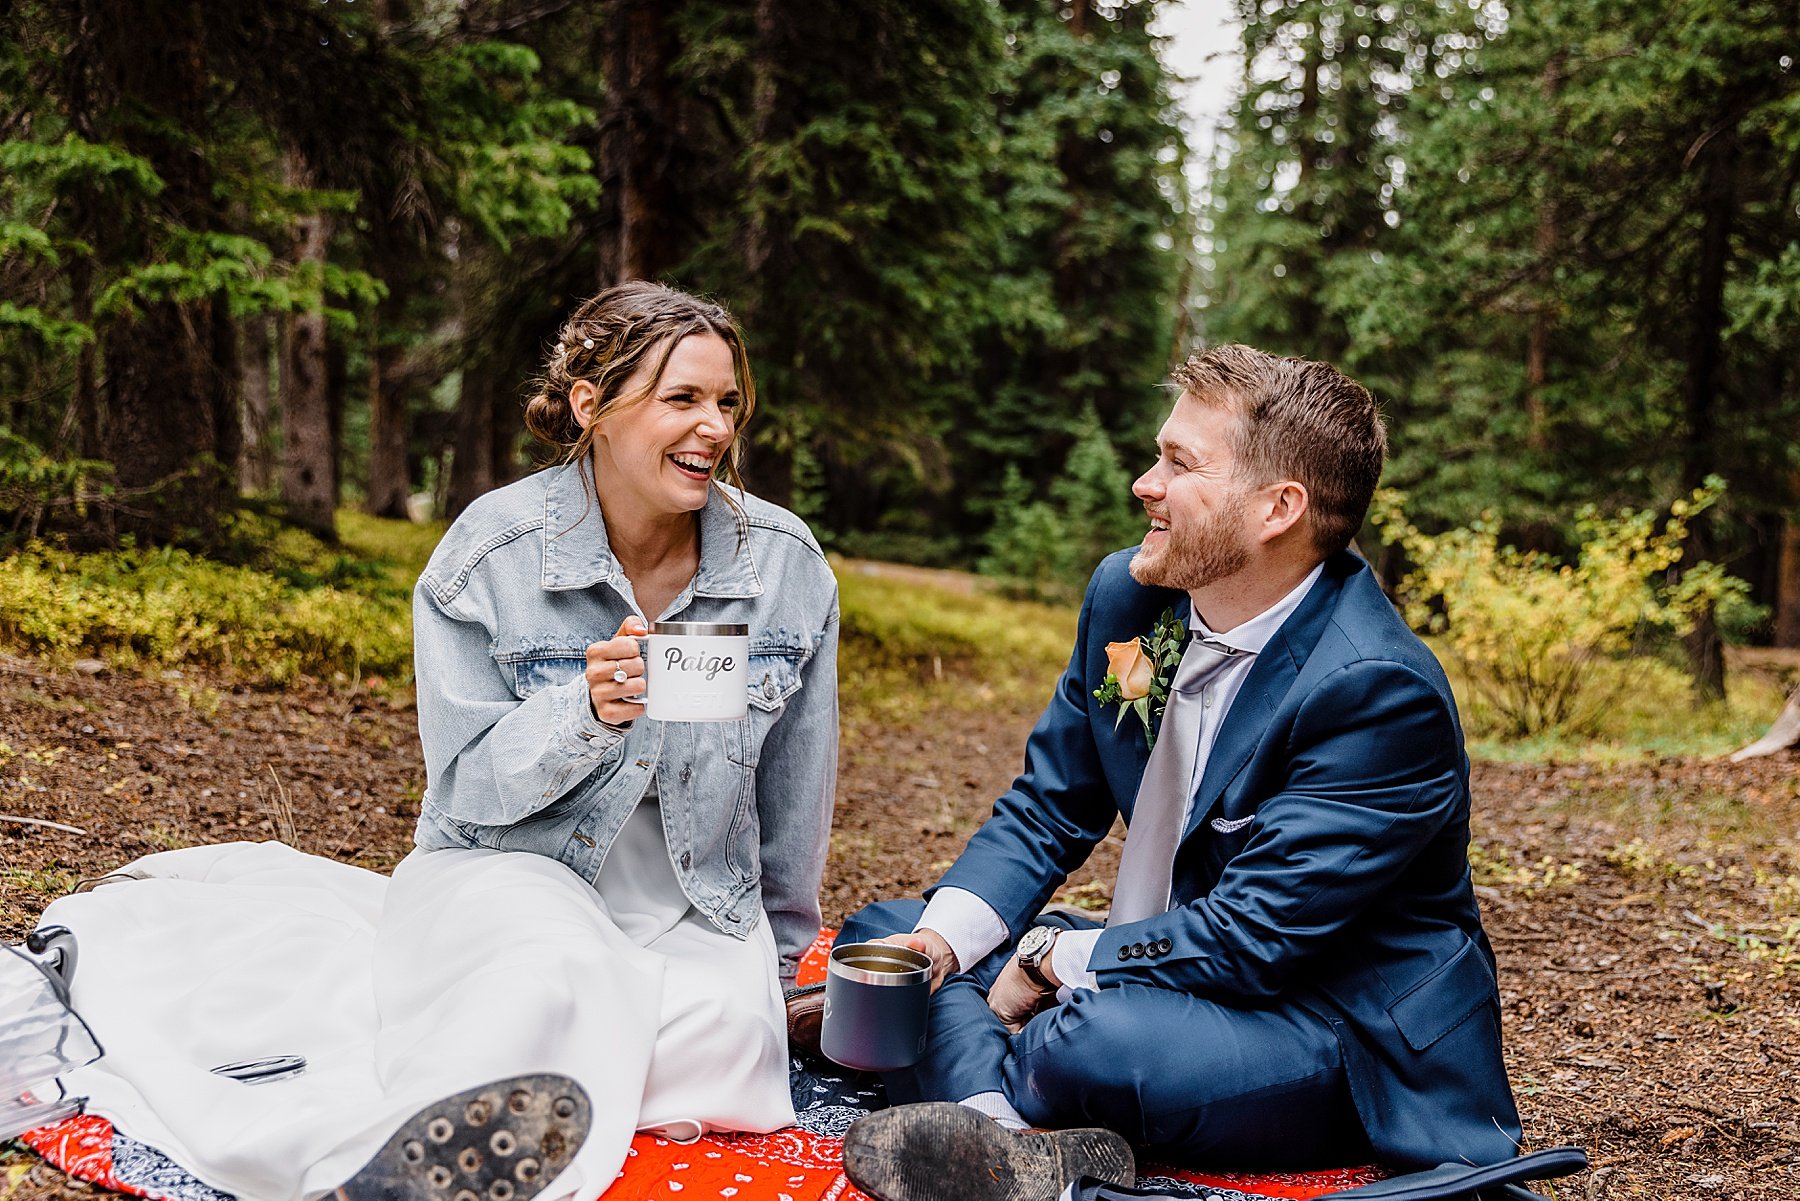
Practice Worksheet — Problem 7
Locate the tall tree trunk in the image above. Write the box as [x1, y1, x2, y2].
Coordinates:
[104, 304, 228, 541]
[67, 249, 100, 460]
[488, 383, 515, 490]
[738, 0, 797, 508]
[447, 361, 498, 519]
[363, 0, 416, 520]
[238, 315, 275, 493]
[1776, 514, 1800, 648]
[100, 0, 233, 543]
[209, 293, 241, 487]
[328, 328, 349, 506]
[1039, 0, 1095, 432]
[281, 154, 337, 537]
[603, 0, 681, 283]
[1288, 5, 1332, 360]
[1523, 53, 1566, 453]
[1052, 0, 1091, 316]
[366, 303, 413, 518]
[1679, 128, 1736, 702]
[744, 0, 781, 287]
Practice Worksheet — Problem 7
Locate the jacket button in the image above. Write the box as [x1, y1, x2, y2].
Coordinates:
[763, 677, 778, 700]
[1130, 942, 1146, 958]
[1156, 938, 1172, 955]
[680, 766, 692, 785]
[679, 851, 691, 870]
[1117, 946, 1132, 962]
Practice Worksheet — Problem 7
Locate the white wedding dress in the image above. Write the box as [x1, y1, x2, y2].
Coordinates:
[38, 796, 795, 1201]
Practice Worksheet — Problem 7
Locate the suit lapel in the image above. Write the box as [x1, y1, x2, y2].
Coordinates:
[1185, 642, 1295, 836]
[1182, 556, 1354, 838]
[1116, 594, 1190, 801]
[1095, 580, 1185, 815]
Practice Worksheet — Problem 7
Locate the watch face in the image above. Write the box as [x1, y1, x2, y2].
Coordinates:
[1017, 925, 1053, 961]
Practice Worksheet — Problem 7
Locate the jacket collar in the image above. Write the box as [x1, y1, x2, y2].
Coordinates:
[1191, 561, 1325, 656]
[538, 461, 763, 598]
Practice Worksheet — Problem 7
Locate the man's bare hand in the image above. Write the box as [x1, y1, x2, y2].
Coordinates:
[987, 953, 1055, 1034]
[875, 930, 959, 993]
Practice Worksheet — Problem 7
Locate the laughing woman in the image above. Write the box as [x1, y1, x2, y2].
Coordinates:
[404, 279, 841, 1144]
[31, 282, 838, 1201]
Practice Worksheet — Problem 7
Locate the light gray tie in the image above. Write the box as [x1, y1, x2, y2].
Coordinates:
[1108, 636, 1242, 926]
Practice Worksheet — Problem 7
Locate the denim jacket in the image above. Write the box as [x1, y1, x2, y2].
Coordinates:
[410, 462, 839, 982]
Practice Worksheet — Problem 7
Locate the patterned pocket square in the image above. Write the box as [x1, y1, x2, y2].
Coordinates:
[1209, 813, 1255, 834]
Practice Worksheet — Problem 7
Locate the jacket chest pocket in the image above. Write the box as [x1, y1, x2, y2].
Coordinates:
[727, 637, 810, 767]
[493, 643, 590, 699]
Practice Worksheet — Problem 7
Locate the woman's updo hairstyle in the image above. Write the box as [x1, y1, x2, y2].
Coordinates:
[524, 281, 758, 494]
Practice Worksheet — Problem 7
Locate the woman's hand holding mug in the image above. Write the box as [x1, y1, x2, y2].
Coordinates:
[586, 616, 649, 725]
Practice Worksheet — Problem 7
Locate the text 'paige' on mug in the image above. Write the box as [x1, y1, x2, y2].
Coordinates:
[642, 622, 749, 722]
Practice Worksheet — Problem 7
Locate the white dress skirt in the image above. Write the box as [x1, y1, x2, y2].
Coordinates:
[38, 797, 796, 1201]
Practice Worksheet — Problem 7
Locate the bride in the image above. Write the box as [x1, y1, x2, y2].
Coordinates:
[34, 282, 840, 1201]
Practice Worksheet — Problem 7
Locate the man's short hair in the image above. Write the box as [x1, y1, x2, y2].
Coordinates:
[1171, 344, 1387, 558]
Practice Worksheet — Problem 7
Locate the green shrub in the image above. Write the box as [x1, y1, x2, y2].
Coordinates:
[0, 509, 438, 684]
[1373, 480, 1751, 740]
[1446, 645, 1786, 761]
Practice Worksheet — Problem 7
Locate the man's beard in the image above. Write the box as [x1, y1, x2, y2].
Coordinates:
[1129, 490, 1253, 591]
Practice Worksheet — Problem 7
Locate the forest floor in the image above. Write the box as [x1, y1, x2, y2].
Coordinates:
[2, 650, 1798, 1201]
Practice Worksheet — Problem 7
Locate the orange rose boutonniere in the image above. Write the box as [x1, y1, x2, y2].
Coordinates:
[1092, 607, 1185, 749]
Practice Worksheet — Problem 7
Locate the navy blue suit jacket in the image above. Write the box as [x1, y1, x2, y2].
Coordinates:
[933, 548, 1522, 1169]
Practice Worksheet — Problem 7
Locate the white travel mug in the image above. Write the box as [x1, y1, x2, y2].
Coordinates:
[643, 622, 749, 722]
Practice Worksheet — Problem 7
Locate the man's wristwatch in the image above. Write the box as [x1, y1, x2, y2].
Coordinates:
[1015, 924, 1060, 991]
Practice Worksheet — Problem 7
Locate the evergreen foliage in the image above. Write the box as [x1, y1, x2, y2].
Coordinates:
[0, 0, 1184, 572]
[1202, 0, 1800, 672]
[980, 405, 1144, 601]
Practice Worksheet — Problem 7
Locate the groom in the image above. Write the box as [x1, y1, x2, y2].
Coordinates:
[827, 345, 1521, 1200]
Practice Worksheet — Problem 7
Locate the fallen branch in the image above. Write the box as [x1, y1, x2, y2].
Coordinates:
[0, 813, 88, 835]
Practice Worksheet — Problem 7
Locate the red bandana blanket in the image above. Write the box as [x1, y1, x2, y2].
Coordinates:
[21, 931, 1387, 1201]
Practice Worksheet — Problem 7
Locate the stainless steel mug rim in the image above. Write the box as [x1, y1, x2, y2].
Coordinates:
[652, 622, 748, 636]
[828, 942, 931, 986]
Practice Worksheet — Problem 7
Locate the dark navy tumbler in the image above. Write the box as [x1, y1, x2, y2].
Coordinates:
[819, 942, 931, 1072]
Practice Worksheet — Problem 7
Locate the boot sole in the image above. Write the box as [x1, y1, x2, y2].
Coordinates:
[843, 1101, 1135, 1201]
[335, 1073, 591, 1201]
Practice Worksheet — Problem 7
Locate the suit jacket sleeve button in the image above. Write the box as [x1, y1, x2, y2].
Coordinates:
[1156, 938, 1172, 954]
[1117, 945, 1133, 962]
[1130, 942, 1146, 958]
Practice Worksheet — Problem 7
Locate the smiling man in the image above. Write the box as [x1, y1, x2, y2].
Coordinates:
[821, 345, 1522, 1201]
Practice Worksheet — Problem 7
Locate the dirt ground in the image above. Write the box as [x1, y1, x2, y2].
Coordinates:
[3, 652, 1798, 1200]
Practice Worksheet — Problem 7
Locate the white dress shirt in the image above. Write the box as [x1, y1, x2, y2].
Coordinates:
[916, 563, 1325, 992]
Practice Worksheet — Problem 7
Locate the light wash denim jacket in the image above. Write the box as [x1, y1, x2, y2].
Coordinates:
[411, 462, 839, 983]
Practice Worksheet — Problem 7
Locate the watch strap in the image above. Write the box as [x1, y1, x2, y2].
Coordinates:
[1018, 926, 1059, 990]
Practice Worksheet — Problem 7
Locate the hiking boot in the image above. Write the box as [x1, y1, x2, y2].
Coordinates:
[843, 1100, 1135, 1201]
[334, 1074, 591, 1201]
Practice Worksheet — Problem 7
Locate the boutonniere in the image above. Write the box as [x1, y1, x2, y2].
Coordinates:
[1092, 607, 1186, 749]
